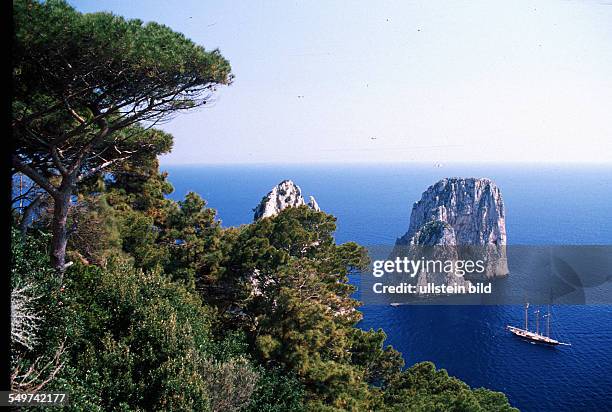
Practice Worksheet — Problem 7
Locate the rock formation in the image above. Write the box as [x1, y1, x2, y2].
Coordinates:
[396, 177, 508, 286]
[398, 178, 506, 247]
[308, 196, 320, 212]
[253, 180, 321, 220]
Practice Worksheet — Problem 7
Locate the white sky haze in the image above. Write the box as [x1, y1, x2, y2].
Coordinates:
[70, 0, 612, 164]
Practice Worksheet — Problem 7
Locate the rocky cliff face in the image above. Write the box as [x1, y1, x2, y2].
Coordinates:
[253, 180, 320, 220]
[398, 178, 506, 247]
[397, 177, 508, 281]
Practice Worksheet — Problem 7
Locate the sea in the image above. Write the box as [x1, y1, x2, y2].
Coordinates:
[164, 163, 612, 412]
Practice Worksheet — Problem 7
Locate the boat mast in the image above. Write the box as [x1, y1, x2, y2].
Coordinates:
[525, 303, 529, 331]
[535, 309, 540, 335]
[546, 305, 551, 337]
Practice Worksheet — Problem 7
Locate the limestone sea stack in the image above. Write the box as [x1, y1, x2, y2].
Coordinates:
[397, 177, 509, 280]
[253, 180, 320, 220]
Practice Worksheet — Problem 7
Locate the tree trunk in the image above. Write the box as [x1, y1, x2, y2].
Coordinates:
[12, 156, 79, 273]
[50, 188, 72, 272]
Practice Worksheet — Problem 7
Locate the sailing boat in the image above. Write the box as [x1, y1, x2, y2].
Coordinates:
[507, 303, 571, 346]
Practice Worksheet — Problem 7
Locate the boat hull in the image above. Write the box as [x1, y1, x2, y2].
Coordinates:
[507, 326, 560, 345]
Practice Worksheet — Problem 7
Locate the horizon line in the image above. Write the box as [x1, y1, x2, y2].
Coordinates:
[159, 160, 612, 167]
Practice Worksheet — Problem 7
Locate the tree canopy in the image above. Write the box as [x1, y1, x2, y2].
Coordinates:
[12, 0, 232, 269]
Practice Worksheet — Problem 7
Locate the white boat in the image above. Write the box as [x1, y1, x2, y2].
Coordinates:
[507, 303, 570, 346]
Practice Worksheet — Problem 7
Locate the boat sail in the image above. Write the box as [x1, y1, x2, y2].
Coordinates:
[507, 303, 571, 346]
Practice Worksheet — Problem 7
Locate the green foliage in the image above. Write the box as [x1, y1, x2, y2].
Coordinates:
[118, 209, 170, 270]
[94, 157, 228, 288]
[56, 259, 257, 411]
[348, 328, 404, 388]
[206, 207, 385, 410]
[10, 229, 55, 291]
[162, 192, 225, 286]
[67, 194, 124, 265]
[103, 158, 175, 215]
[12, 0, 232, 270]
[13, 0, 232, 156]
[10, 229, 66, 389]
[246, 368, 305, 412]
[201, 357, 259, 412]
[13, 0, 232, 119]
[382, 362, 519, 412]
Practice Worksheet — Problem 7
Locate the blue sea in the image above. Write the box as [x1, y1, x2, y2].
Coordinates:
[164, 163, 612, 412]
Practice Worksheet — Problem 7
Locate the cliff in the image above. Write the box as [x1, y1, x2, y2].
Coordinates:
[398, 178, 506, 247]
[253, 180, 320, 220]
[397, 177, 509, 281]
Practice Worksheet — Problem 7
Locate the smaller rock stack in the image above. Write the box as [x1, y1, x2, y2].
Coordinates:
[253, 180, 320, 220]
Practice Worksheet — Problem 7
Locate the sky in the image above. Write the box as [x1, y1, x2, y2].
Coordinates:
[69, 0, 612, 165]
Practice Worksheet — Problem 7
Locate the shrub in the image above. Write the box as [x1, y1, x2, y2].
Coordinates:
[10, 229, 66, 393]
[54, 259, 258, 411]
